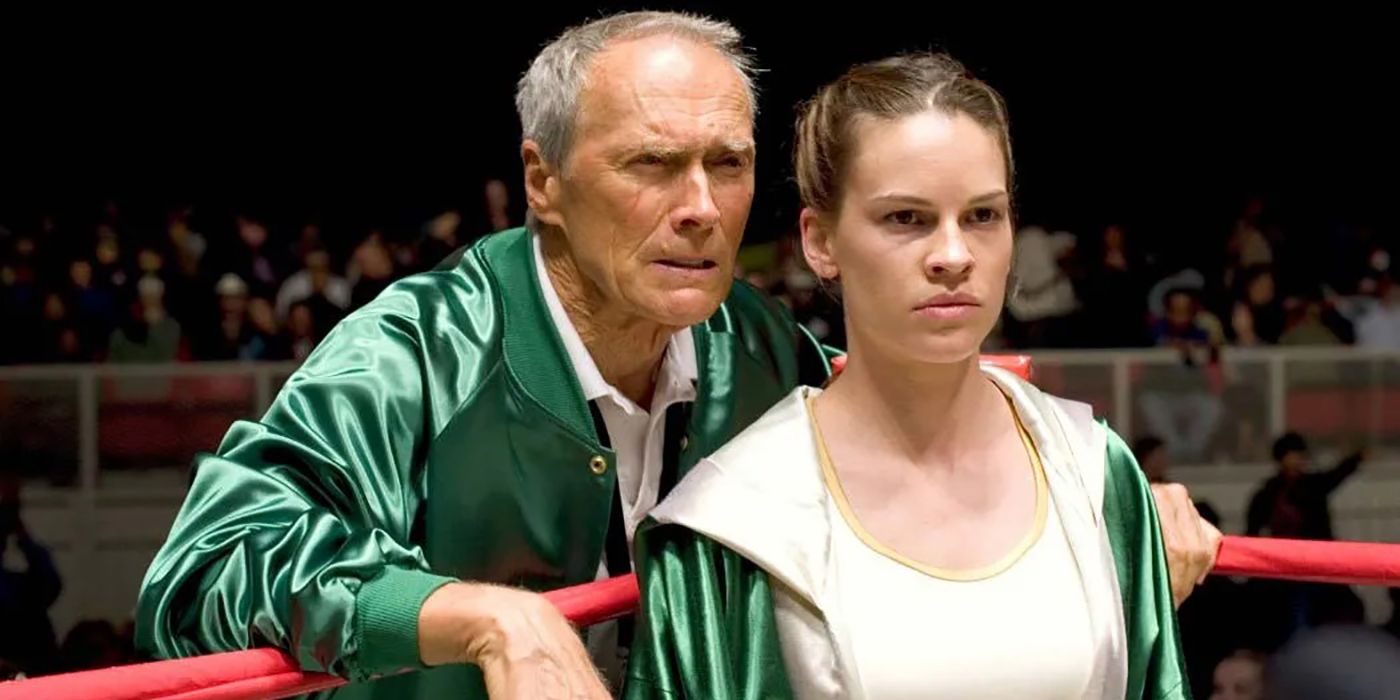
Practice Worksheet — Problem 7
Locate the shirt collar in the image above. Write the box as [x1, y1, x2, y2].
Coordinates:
[533, 232, 697, 413]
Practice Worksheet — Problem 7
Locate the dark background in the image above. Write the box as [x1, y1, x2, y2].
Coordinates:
[3, 5, 1394, 263]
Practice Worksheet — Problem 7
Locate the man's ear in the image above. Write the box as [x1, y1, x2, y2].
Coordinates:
[800, 207, 840, 281]
[522, 140, 565, 228]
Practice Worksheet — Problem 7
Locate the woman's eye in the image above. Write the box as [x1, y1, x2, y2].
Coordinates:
[886, 210, 922, 227]
[968, 207, 1003, 225]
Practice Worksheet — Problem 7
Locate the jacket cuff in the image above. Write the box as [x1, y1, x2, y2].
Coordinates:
[354, 566, 456, 677]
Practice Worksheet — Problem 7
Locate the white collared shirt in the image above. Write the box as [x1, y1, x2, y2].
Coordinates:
[532, 233, 698, 549]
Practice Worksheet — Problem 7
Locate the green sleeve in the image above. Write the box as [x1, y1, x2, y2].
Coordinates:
[1101, 424, 1192, 699]
[626, 522, 794, 699]
[135, 299, 458, 681]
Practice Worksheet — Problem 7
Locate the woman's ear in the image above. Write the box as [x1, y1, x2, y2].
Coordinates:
[800, 207, 840, 281]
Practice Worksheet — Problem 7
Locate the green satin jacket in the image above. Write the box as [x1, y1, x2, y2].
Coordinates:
[135, 227, 832, 700]
[626, 428, 1190, 699]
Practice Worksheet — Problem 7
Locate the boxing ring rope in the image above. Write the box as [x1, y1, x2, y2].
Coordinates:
[5, 355, 1399, 698]
[3, 538, 1399, 700]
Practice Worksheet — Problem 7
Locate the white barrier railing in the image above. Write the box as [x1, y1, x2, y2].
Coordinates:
[5, 347, 1400, 488]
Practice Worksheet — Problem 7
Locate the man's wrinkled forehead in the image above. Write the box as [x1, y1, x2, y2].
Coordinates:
[574, 36, 754, 146]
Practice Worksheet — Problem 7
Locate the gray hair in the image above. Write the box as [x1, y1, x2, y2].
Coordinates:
[516, 11, 759, 168]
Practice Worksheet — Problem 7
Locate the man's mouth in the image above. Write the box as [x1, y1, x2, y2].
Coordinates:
[657, 259, 717, 270]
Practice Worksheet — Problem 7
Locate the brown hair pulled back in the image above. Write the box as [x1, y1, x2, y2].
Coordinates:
[795, 53, 1014, 214]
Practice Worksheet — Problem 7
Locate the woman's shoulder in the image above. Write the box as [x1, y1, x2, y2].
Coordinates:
[708, 386, 821, 469]
[657, 386, 827, 518]
[647, 386, 834, 600]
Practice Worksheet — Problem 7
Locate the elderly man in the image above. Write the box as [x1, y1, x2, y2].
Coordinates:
[136, 11, 1216, 700]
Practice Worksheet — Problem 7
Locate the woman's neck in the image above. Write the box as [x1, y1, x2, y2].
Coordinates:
[818, 335, 1002, 468]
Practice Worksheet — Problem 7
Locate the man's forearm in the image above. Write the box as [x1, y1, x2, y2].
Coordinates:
[418, 582, 485, 666]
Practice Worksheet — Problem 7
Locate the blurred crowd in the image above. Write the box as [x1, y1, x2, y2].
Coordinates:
[3, 193, 1396, 367]
[0, 181, 517, 366]
[1135, 433, 1400, 700]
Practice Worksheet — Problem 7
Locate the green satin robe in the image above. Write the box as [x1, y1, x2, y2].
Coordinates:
[135, 227, 834, 700]
[625, 428, 1190, 699]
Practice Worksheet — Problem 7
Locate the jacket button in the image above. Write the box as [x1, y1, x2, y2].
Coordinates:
[680, 436, 689, 451]
[589, 455, 608, 475]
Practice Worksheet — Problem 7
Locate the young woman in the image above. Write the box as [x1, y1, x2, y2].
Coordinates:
[626, 53, 1188, 699]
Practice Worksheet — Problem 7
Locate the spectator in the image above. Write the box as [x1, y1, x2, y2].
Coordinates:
[1148, 267, 1230, 346]
[1307, 584, 1366, 627]
[274, 248, 349, 334]
[347, 230, 396, 309]
[484, 178, 514, 232]
[225, 215, 285, 298]
[1352, 275, 1400, 348]
[1209, 650, 1265, 700]
[1246, 432, 1363, 540]
[1279, 296, 1343, 346]
[2, 239, 45, 364]
[196, 274, 253, 360]
[164, 208, 207, 280]
[286, 301, 319, 362]
[244, 296, 289, 360]
[1224, 197, 1274, 293]
[1247, 433, 1361, 650]
[65, 258, 119, 353]
[418, 208, 462, 270]
[1265, 625, 1400, 700]
[1139, 288, 1224, 462]
[0, 474, 62, 677]
[38, 293, 90, 363]
[163, 209, 212, 323]
[1005, 225, 1078, 346]
[1181, 554, 1251, 698]
[1132, 435, 1171, 483]
[92, 223, 128, 292]
[1078, 223, 1149, 347]
[782, 268, 845, 347]
[291, 222, 325, 264]
[1230, 265, 1285, 345]
[108, 275, 183, 363]
[135, 244, 167, 281]
[57, 619, 127, 673]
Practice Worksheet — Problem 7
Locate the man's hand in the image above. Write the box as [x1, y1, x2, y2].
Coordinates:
[419, 582, 611, 699]
[1151, 483, 1223, 608]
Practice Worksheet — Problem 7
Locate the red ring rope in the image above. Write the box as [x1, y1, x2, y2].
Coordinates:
[3, 536, 1397, 700]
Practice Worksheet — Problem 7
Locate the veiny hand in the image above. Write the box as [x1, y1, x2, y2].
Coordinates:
[1151, 482, 1223, 608]
[419, 582, 611, 699]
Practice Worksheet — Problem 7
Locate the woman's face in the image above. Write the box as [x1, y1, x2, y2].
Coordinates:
[802, 110, 1012, 364]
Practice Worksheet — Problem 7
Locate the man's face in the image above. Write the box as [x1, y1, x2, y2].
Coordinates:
[532, 35, 756, 328]
[1280, 449, 1307, 477]
[1167, 292, 1196, 327]
[1142, 446, 1170, 482]
[1210, 657, 1263, 700]
[238, 219, 268, 249]
[307, 250, 331, 290]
